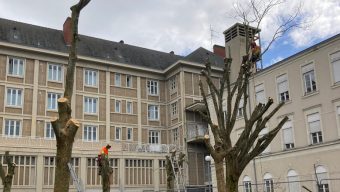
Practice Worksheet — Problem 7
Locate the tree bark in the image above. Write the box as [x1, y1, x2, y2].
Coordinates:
[100, 158, 112, 192]
[0, 151, 16, 192]
[52, 1, 90, 191]
[215, 159, 226, 192]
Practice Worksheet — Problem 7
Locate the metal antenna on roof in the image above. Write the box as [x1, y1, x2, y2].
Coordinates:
[209, 25, 218, 50]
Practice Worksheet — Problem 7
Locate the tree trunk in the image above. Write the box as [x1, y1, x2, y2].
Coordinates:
[0, 152, 16, 192]
[215, 160, 226, 192]
[225, 172, 239, 192]
[54, 138, 74, 192]
[100, 158, 112, 192]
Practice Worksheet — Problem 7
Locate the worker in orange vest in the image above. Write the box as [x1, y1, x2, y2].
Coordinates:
[250, 36, 261, 67]
[98, 144, 111, 174]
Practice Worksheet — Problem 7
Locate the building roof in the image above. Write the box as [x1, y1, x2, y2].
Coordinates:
[0, 18, 224, 70]
[183, 47, 224, 68]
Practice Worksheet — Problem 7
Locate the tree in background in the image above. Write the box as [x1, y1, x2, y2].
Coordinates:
[197, 0, 304, 191]
[0, 151, 16, 192]
[51, 0, 91, 191]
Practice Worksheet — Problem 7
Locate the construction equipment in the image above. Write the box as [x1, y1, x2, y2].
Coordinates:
[68, 162, 84, 192]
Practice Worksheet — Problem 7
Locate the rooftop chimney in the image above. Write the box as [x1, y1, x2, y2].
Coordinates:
[213, 45, 226, 58]
[119, 40, 124, 44]
[63, 17, 72, 46]
[170, 51, 174, 55]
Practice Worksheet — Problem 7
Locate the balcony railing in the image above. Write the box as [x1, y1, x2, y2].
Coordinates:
[187, 123, 208, 142]
[0, 135, 179, 154]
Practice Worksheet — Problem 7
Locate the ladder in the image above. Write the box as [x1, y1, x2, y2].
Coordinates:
[170, 156, 186, 192]
[68, 162, 84, 192]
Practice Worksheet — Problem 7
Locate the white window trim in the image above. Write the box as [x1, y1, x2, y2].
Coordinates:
[46, 91, 62, 111]
[329, 50, 340, 85]
[126, 101, 133, 114]
[148, 130, 160, 144]
[5, 86, 23, 108]
[44, 121, 56, 140]
[115, 100, 121, 113]
[127, 127, 133, 141]
[7, 56, 25, 78]
[147, 80, 159, 96]
[148, 104, 160, 121]
[276, 73, 290, 102]
[47, 63, 63, 83]
[335, 102, 340, 139]
[84, 69, 98, 87]
[255, 83, 266, 104]
[84, 96, 98, 115]
[169, 76, 177, 94]
[83, 125, 99, 142]
[126, 75, 132, 88]
[280, 116, 295, 150]
[115, 73, 121, 86]
[115, 127, 122, 140]
[305, 108, 324, 145]
[3, 118, 22, 137]
[301, 62, 318, 95]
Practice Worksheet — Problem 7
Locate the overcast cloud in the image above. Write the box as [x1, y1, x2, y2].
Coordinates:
[0, 0, 339, 61]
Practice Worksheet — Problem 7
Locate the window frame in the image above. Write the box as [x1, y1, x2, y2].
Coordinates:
[127, 127, 133, 141]
[126, 75, 132, 88]
[276, 73, 290, 102]
[115, 127, 121, 140]
[126, 101, 133, 114]
[4, 119, 22, 137]
[301, 63, 317, 95]
[171, 101, 178, 118]
[281, 118, 295, 150]
[148, 104, 159, 121]
[330, 50, 340, 85]
[6, 87, 23, 107]
[46, 92, 62, 111]
[255, 83, 265, 104]
[7, 56, 25, 77]
[115, 100, 121, 113]
[84, 96, 98, 115]
[149, 130, 160, 144]
[45, 122, 55, 140]
[307, 112, 323, 145]
[84, 69, 98, 87]
[47, 63, 63, 82]
[83, 125, 98, 142]
[169, 76, 177, 93]
[114, 73, 121, 86]
[147, 80, 159, 96]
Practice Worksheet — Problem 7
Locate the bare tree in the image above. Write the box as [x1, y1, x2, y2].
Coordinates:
[195, 0, 306, 191]
[0, 152, 16, 192]
[51, 0, 91, 191]
[99, 158, 113, 192]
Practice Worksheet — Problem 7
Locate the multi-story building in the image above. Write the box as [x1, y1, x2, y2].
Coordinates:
[208, 24, 340, 192]
[0, 18, 224, 191]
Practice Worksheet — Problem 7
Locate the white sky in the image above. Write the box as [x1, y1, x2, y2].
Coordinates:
[0, 0, 340, 60]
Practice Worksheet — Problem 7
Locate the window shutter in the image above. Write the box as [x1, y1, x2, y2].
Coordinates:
[332, 59, 340, 83]
[301, 63, 314, 74]
[337, 106, 340, 115]
[278, 81, 288, 93]
[283, 127, 294, 144]
[255, 83, 264, 92]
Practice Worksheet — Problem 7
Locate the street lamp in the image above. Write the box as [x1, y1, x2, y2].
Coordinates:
[205, 155, 212, 192]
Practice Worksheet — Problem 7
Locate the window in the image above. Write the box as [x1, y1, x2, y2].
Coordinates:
[287, 170, 300, 192]
[115, 127, 121, 140]
[171, 102, 178, 117]
[282, 120, 295, 149]
[47, 92, 61, 110]
[169, 77, 176, 93]
[255, 84, 265, 104]
[127, 128, 133, 141]
[125, 159, 153, 185]
[45, 122, 55, 139]
[264, 173, 274, 192]
[126, 75, 132, 88]
[259, 127, 270, 153]
[237, 98, 244, 117]
[307, 113, 323, 144]
[331, 51, 340, 83]
[148, 105, 159, 120]
[316, 166, 329, 192]
[84, 69, 97, 86]
[48, 63, 62, 82]
[6, 88, 22, 107]
[277, 74, 290, 102]
[4, 119, 21, 137]
[115, 73, 121, 86]
[87, 158, 119, 186]
[147, 80, 159, 95]
[83, 125, 98, 142]
[8, 57, 24, 76]
[172, 128, 178, 143]
[115, 100, 121, 113]
[43, 157, 55, 186]
[149, 130, 160, 144]
[302, 63, 317, 94]
[243, 176, 252, 192]
[0, 155, 36, 186]
[84, 97, 97, 114]
[126, 101, 132, 114]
